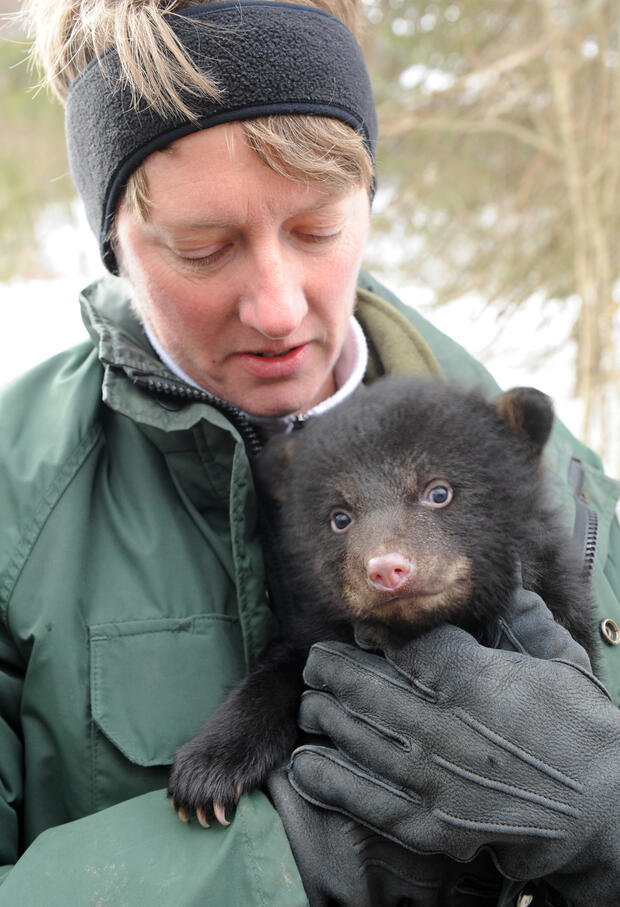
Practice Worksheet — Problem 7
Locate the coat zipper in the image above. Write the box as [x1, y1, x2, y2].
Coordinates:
[568, 457, 599, 579]
[122, 366, 265, 458]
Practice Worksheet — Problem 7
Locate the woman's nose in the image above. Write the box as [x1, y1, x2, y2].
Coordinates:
[238, 250, 308, 339]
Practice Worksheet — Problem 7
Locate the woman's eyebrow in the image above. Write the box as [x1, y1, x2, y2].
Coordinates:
[155, 218, 232, 232]
[156, 199, 349, 232]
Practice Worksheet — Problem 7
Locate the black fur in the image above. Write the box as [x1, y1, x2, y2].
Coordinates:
[168, 376, 595, 822]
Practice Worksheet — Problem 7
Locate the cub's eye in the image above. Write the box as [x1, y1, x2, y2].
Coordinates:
[330, 510, 353, 533]
[422, 481, 453, 509]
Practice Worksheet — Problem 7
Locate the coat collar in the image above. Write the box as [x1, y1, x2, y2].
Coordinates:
[78, 272, 443, 445]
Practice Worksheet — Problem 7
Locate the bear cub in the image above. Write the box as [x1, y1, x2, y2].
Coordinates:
[168, 376, 596, 825]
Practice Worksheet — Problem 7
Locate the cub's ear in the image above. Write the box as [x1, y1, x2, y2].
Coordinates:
[254, 433, 299, 506]
[492, 386, 554, 458]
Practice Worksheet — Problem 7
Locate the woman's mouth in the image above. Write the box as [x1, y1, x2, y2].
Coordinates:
[235, 343, 310, 379]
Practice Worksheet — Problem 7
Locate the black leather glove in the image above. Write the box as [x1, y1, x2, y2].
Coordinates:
[288, 589, 620, 906]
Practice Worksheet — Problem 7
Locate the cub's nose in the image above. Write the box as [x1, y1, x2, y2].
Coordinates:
[366, 553, 414, 592]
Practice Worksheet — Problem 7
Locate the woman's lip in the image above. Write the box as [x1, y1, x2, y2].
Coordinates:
[234, 343, 310, 379]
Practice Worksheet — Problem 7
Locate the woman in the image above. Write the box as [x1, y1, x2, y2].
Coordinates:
[2, 1, 620, 903]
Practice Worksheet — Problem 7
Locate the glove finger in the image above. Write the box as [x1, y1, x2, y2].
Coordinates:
[491, 585, 592, 669]
[303, 640, 410, 692]
[304, 634, 481, 708]
[298, 688, 426, 789]
[288, 744, 439, 854]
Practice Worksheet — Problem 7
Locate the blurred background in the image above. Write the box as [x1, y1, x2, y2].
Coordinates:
[1, 0, 619, 475]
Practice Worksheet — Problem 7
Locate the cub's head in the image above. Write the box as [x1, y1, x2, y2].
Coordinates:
[256, 376, 554, 637]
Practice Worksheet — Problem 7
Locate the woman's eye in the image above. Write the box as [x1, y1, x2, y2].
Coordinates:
[422, 482, 453, 509]
[297, 230, 342, 245]
[330, 510, 353, 532]
[175, 244, 231, 268]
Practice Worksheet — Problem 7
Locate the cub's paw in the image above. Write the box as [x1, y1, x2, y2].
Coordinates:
[168, 736, 246, 827]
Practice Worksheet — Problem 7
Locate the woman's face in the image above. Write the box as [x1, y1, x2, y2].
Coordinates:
[115, 123, 370, 417]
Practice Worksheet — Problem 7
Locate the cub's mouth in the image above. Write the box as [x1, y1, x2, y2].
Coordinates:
[344, 557, 474, 631]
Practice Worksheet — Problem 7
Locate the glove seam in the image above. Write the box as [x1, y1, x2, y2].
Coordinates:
[551, 658, 612, 700]
[432, 754, 580, 818]
[435, 807, 569, 838]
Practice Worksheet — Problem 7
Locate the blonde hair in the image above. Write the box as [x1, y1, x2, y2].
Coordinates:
[24, 0, 372, 222]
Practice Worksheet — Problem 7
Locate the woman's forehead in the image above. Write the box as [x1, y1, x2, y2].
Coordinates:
[140, 125, 365, 227]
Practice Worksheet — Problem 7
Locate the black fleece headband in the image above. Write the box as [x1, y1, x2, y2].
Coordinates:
[65, 0, 378, 273]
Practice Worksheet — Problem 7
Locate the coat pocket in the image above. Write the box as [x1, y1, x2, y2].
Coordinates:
[89, 615, 247, 768]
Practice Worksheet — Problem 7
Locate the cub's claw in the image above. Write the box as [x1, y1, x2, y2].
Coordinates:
[213, 803, 229, 826]
[212, 784, 242, 826]
[196, 808, 211, 828]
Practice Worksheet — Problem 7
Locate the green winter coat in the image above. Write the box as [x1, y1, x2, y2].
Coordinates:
[0, 271, 618, 906]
